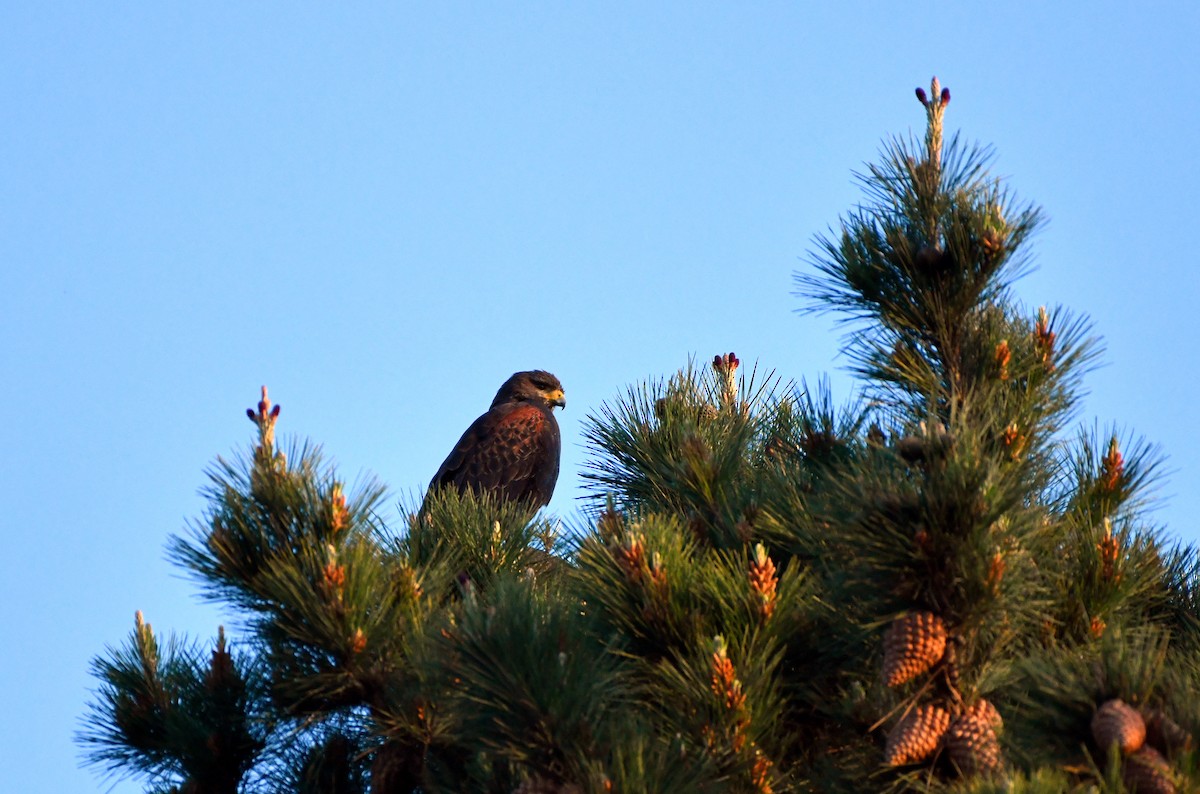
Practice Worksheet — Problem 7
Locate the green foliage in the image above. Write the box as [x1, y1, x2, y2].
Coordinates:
[1153, 543, 1200, 653]
[292, 732, 369, 794]
[431, 576, 628, 789]
[581, 360, 797, 550]
[406, 487, 565, 587]
[798, 130, 1040, 330]
[1004, 626, 1200, 790]
[82, 84, 1199, 793]
[80, 618, 270, 793]
[168, 438, 389, 614]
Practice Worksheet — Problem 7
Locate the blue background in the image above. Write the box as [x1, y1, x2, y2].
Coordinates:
[2, 4, 1197, 790]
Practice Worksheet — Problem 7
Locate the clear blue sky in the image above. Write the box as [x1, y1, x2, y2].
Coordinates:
[2, 4, 1197, 791]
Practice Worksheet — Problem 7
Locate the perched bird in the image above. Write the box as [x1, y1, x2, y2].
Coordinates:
[427, 370, 565, 510]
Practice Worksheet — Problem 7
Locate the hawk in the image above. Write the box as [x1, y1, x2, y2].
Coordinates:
[427, 370, 565, 509]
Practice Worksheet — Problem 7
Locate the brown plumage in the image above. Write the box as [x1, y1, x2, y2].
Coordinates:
[428, 370, 565, 509]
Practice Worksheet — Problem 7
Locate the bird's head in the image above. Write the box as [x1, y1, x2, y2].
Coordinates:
[492, 370, 566, 410]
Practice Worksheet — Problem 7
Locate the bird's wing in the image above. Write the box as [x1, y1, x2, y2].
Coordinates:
[430, 403, 552, 502]
[532, 410, 561, 506]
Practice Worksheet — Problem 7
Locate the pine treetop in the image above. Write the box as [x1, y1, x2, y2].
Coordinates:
[81, 81, 1200, 794]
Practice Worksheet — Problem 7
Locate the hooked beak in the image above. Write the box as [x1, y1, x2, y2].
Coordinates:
[547, 389, 566, 410]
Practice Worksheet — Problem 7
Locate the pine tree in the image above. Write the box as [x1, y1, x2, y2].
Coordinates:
[81, 80, 1199, 793]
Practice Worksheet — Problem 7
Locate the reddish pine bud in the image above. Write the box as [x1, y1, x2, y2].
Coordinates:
[1034, 306, 1057, 370]
[749, 544, 779, 620]
[246, 408, 256, 421]
[752, 751, 774, 794]
[995, 340, 1012, 380]
[987, 551, 1006, 594]
[712, 352, 740, 372]
[617, 532, 647, 583]
[206, 626, 237, 692]
[1098, 519, 1121, 583]
[323, 561, 346, 594]
[1002, 423, 1025, 459]
[648, 550, 668, 589]
[271, 404, 281, 418]
[940, 87, 950, 105]
[330, 483, 349, 534]
[709, 636, 746, 713]
[1101, 437, 1125, 492]
[915, 87, 928, 105]
[712, 352, 740, 411]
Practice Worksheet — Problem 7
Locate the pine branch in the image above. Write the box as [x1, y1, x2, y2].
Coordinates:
[404, 487, 567, 590]
[80, 615, 271, 793]
[432, 575, 631, 790]
[581, 357, 792, 549]
[1004, 626, 1199, 791]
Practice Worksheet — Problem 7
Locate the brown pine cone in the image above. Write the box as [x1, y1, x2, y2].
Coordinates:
[1122, 746, 1177, 794]
[884, 704, 951, 766]
[1092, 698, 1146, 755]
[945, 700, 1003, 776]
[965, 699, 1003, 731]
[1144, 708, 1195, 758]
[896, 435, 927, 462]
[913, 245, 954, 280]
[882, 611, 948, 687]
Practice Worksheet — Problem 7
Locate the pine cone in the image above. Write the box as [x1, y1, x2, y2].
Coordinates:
[945, 701, 1003, 776]
[1145, 708, 1194, 758]
[896, 427, 954, 464]
[882, 611, 948, 687]
[1092, 698, 1146, 755]
[968, 698, 1003, 731]
[884, 704, 951, 766]
[914, 245, 953, 279]
[896, 435, 927, 462]
[1122, 746, 1177, 794]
